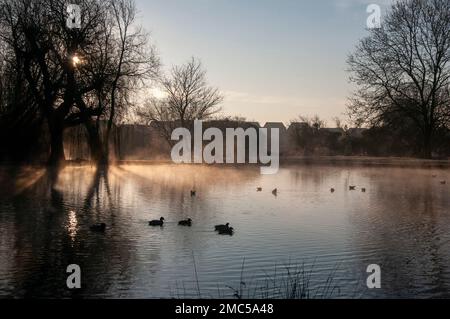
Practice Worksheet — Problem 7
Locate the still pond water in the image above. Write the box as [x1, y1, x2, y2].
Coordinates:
[0, 164, 450, 298]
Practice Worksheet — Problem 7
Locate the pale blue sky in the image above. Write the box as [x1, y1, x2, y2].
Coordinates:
[135, 0, 394, 125]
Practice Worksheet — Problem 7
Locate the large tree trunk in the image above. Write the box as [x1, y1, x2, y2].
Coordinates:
[103, 139, 111, 166]
[103, 124, 120, 164]
[84, 120, 107, 165]
[421, 127, 433, 159]
[115, 126, 122, 161]
[103, 123, 112, 166]
[47, 118, 66, 167]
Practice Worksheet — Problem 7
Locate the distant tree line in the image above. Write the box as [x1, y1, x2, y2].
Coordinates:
[289, 115, 450, 158]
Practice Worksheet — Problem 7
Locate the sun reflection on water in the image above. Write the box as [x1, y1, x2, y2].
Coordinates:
[67, 210, 78, 242]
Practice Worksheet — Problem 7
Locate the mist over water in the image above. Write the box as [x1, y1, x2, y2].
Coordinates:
[0, 164, 450, 298]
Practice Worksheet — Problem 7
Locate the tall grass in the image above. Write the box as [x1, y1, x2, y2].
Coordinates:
[170, 257, 344, 299]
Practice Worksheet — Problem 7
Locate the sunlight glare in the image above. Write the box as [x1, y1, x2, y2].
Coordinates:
[72, 55, 81, 67]
[150, 87, 167, 100]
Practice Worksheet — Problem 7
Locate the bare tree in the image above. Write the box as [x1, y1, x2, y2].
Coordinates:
[298, 115, 325, 130]
[0, 0, 159, 166]
[0, 0, 110, 165]
[139, 57, 223, 144]
[347, 0, 450, 158]
[77, 0, 160, 164]
[0, 39, 42, 162]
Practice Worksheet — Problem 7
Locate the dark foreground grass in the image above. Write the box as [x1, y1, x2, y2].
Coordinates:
[170, 258, 349, 299]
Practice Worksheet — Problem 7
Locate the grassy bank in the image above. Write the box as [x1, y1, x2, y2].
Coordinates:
[170, 259, 349, 299]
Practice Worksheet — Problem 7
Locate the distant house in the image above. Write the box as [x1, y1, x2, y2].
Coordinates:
[347, 128, 368, 138]
[287, 122, 309, 139]
[264, 122, 287, 132]
[62, 119, 376, 162]
[321, 128, 345, 136]
[247, 122, 261, 129]
[288, 122, 309, 132]
[205, 119, 260, 131]
[118, 124, 162, 160]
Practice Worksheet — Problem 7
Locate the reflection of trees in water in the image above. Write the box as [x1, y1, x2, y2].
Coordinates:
[289, 165, 331, 188]
[2, 165, 450, 297]
[346, 169, 450, 298]
[284, 166, 450, 298]
[288, 165, 350, 194]
[0, 166, 148, 297]
[0, 168, 71, 297]
[83, 168, 112, 213]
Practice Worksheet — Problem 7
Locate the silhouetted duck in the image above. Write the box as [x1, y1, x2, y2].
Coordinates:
[272, 188, 278, 196]
[440, 181, 446, 185]
[218, 227, 234, 236]
[361, 188, 366, 193]
[149, 217, 165, 226]
[215, 223, 230, 232]
[257, 187, 262, 192]
[349, 186, 356, 191]
[191, 190, 196, 197]
[179, 218, 192, 226]
[330, 188, 335, 193]
[90, 223, 106, 232]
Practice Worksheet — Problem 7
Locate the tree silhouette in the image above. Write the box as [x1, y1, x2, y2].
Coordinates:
[0, 0, 159, 166]
[139, 57, 223, 144]
[348, 0, 450, 158]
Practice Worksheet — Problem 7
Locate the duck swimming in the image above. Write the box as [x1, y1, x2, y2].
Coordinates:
[349, 186, 356, 191]
[257, 187, 262, 192]
[215, 223, 230, 232]
[149, 217, 165, 226]
[272, 188, 278, 196]
[179, 218, 192, 226]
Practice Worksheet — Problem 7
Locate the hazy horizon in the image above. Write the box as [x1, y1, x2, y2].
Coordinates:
[135, 0, 395, 125]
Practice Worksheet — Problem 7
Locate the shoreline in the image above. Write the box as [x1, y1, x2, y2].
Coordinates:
[116, 156, 450, 168]
[2, 156, 450, 169]
[280, 156, 450, 168]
